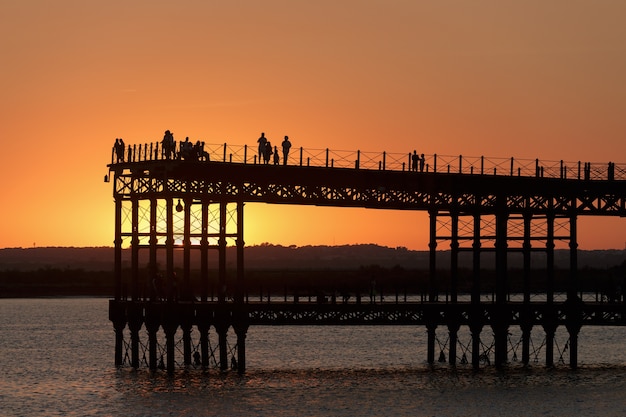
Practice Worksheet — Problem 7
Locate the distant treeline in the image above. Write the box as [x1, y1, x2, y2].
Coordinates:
[2, 245, 626, 271]
[1, 262, 625, 298]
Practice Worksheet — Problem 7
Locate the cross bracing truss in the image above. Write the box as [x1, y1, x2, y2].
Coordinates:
[112, 161, 626, 217]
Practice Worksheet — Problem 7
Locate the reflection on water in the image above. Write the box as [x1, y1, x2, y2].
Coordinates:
[1, 298, 626, 416]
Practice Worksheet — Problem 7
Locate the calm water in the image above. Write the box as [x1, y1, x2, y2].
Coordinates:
[1, 298, 626, 416]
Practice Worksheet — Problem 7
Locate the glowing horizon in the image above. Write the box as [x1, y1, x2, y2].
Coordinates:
[2, 1, 626, 250]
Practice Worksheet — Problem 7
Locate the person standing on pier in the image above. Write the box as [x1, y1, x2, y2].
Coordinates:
[282, 136, 292, 165]
[263, 141, 273, 164]
[411, 150, 419, 172]
[257, 133, 267, 163]
[273, 146, 280, 165]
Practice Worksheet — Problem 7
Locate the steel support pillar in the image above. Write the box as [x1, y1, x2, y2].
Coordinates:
[567, 211, 581, 369]
[428, 210, 438, 302]
[520, 211, 532, 366]
[131, 198, 139, 301]
[149, 199, 158, 301]
[114, 198, 122, 301]
[450, 211, 459, 303]
[545, 211, 555, 366]
[183, 198, 192, 301]
[166, 197, 174, 302]
[470, 211, 483, 369]
[201, 201, 209, 302]
[494, 205, 509, 368]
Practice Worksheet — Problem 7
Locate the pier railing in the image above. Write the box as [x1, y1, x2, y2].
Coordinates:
[111, 141, 626, 181]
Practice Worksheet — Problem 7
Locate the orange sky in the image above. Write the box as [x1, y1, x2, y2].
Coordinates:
[2, 1, 626, 250]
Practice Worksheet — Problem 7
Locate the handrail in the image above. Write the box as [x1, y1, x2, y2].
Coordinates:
[110, 140, 626, 181]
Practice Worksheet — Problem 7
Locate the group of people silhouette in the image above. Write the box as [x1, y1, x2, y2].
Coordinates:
[114, 138, 126, 162]
[257, 132, 292, 165]
[161, 130, 209, 161]
[411, 150, 425, 172]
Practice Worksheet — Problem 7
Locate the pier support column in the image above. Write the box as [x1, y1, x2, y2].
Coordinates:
[544, 210, 556, 367]
[450, 211, 459, 303]
[131, 198, 140, 301]
[113, 318, 125, 367]
[114, 198, 123, 301]
[567, 210, 581, 369]
[520, 308, 533, 366]
[494, 205, 509, 368]
[200, 201, 209, 302]
[428, 210, 438, 302]
[199, 324, 210, 370]
[215, 314, 230, 372]
[521, 210, 532, 365]
[447, 312, 461, 366]
[469, 318, 483, 370]
[543, 316, 557, 368]
[233, 316, 249, 374]
[181, 314, 193, 367]
[149, 198, 158, 301]
[182, 198, 192, 301]
[128, 306, 143, 369]
[145, 303, 161, 371]
[425, 306, 438, 365]
[164, 307, 178, 374]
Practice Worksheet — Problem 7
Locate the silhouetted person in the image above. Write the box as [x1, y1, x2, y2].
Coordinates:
[162, 130, 175, 159]
[282, 136, 292, 165]
[263, 141, 273, 164]
[180, 137, 192, 160]
[257, 133, 267, 163]
[119, 138, 126, 162]
[273, 146, 279, 165]
[411, 151, 419, 172]
[420, 154, 425, 172]
[114, 138, 125, 163]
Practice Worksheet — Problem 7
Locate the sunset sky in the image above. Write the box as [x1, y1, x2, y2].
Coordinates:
[2, 1, 626, 250]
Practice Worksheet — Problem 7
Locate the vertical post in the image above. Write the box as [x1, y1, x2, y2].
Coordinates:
[427, 209, 438, 366]
[149, 198, 158, 301]
[428, 209, 438, 302]
[470, 210, 482, 369]
[201, 201, 209, 302]
[166, 197, 174, 302]
[450, 211, 459, 303]
[493, 198, 509, 368]
[521, 210, 532, 366]
[219, 201, 227, 303]
[236, 201, 245, 304]
[567, 210, 581, 369]
[544, 207, 556, 367]
[183, 198, 191, 301]
[114, 197, 123, 301]
[131, 198, 140, 301]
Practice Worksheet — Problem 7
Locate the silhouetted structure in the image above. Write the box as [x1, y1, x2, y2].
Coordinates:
[107, 140, 626, 373]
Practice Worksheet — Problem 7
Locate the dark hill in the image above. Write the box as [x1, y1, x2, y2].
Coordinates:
[0, 245, 624, 271]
